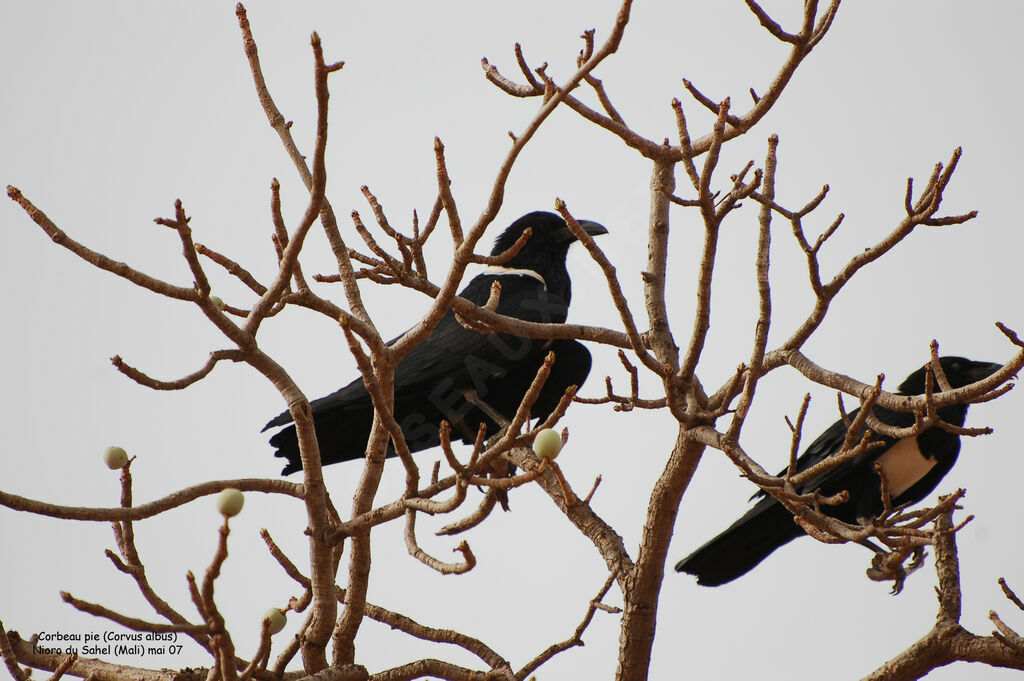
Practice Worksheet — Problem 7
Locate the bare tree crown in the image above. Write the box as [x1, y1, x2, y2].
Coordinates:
[3, 3, 1023, 681]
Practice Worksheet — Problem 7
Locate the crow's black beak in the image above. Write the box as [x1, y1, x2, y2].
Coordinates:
[578, 220, 609, 238]
[551, 219, 608, 244]
[967, 361, 1005, 384]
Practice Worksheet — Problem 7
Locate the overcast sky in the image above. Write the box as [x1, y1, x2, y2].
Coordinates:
[2, 2, 1023, 679]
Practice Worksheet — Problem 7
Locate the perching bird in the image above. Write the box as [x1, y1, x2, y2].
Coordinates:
[675, 357, 1003, 586]
[264, 211, 608, 475]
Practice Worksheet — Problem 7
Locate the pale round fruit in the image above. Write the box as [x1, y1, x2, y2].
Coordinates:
[532, 428, 563, 460]
[216, 488, 245, 517]
[104, 446, 129, 470]
[262, 608, 287, 635]
[209, 295, 225, 310]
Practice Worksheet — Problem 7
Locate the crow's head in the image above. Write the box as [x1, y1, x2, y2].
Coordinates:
[897, 356, 1004, 394]
[491, 211, 608, 259]
[487, 211, 607, 300]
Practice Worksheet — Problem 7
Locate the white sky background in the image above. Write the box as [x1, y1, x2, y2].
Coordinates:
[2, 1, 1022, 679]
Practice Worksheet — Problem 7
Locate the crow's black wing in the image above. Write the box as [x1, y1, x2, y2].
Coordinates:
[393, 273, 570, 385]
[464, 336, 592, 427]
[750, 404, 934, 523]
[751, 405, 915, 497]
[265, 272, 573, 472]
[747, 410, 863, 501]
[676, 409, 889, 585]
[268, 272, 567, 421]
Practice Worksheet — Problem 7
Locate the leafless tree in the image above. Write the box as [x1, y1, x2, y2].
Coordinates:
[3, 2, 1024, 680]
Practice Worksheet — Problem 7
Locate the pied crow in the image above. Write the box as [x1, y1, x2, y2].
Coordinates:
[676, 357, 1002, 586]
[264, 211, 607, 475]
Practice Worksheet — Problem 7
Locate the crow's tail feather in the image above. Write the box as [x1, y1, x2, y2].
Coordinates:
[270, 403, 376, 475]
[675, 500, 804, 586]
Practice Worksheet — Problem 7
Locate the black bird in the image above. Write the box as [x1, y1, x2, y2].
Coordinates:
[675, 357, 1002, 587]
[264, 211, 608, 475]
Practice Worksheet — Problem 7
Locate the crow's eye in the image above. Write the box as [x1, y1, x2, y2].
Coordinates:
[951, 362, 961, 372]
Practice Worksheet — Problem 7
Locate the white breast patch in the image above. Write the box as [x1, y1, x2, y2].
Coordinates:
[877, 437, 937, 497]
[484, 265, 547, 290]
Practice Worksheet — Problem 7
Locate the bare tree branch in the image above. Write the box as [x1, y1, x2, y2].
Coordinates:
[0, 478, 303, 521]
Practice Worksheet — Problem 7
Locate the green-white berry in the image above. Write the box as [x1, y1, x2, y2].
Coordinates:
[104, 446, 129, 470]
[532, 428, 563, 460]
[209, 295, 225, 310]
[216, 488, 245, 517]
[262, 608, 287, 635]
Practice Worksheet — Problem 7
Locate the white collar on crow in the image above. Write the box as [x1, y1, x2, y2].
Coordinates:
[483, 265, 547, 290]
